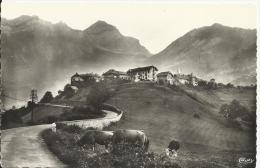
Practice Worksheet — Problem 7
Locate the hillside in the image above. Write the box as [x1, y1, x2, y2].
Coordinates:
[147, 23, 256, 86]
[1, 15, 151, 107]
[105, 83, 256, 167]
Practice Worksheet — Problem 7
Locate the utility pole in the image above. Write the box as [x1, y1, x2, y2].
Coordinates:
[30, 89, 38, 124]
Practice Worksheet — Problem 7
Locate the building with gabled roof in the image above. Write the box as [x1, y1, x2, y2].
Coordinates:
[102, 69, 129, 80]
[127, 65, 158, 82]
[157, 71, 175, 85]
[71, 72, 100, 87]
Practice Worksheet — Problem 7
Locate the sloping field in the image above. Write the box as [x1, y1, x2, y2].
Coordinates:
[184, 87, 256, 113]
[106, 83, 255, 167]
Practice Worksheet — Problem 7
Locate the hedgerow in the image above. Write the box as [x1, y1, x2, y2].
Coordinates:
[41, 125, 181, 168]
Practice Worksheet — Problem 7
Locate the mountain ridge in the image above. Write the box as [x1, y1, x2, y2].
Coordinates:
[1, 16, 151, 107]
[147, 23, 256, 85]
[1, 15, 256, 107]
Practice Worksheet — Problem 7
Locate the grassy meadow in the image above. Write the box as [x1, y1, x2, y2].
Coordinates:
[105, 82, 256, 168]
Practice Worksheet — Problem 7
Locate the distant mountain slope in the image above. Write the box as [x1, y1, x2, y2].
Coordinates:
[1, 15, 151, 107]
[106, 83, 255, 152]
[147, 23, 256, 86]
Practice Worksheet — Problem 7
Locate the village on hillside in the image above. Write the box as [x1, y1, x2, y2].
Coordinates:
[67, 65, 222, 93]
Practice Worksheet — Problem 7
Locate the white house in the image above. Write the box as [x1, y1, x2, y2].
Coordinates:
[157, 71, 175, 85]
[127, 65, 158, 82]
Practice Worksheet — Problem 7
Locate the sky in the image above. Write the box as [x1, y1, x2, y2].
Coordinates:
[1, 1, 258, 54]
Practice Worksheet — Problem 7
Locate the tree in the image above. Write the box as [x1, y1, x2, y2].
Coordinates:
[64, 84, 75, 98]
[219, 99, 249, 119]
[86, 83, 111, 113]
[40, 91, 54, 103]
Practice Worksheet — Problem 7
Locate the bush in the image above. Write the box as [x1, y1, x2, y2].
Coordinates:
[87, 83, 112, 112]
[42, 126, 181, 168]
[64, 84, 75, 98]
[79, 144, 181, 168]
[219, 100, 249, 120]
[56, 123, 83, 134]
[193, 113, 200, 119]
[219, 100, 254, 130]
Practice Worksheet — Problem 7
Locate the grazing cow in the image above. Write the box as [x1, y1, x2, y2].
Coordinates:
[112, 129, 150, 152]
[166, 140, 180, 157]
[77, 130, 114, 152]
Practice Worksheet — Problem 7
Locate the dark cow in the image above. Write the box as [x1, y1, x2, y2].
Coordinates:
[77, 130, 114, 152]
[112, 129, 150, 152]
[166, 140, 180, 157]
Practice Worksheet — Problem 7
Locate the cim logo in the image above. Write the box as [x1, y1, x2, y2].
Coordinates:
[238, 157, 254, 164]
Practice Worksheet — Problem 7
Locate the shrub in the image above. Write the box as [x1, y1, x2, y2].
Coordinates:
[56, 123, 83, 134]
[193, 113, 200, 119]
[87, 83, 112, 112]
[64, 84, 75, 98]
[80, 144, 181, 168]
[42, 127, 181, 168]
[219, 100, 253, 130]
[219, 100, 249, 120]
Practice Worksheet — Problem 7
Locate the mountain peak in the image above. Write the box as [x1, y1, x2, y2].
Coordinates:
[12, 15, 40, 22]
[85, 20, 119, 34]
[211, 23, 223, 27]
[92, 20, 111, 27]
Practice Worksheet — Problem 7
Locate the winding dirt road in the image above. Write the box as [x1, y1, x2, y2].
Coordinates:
[1, 110, 119, 168]
[1, 124, 67, 168]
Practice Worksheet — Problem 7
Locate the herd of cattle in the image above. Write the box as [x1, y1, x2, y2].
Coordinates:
[76, 129, 180, 157]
